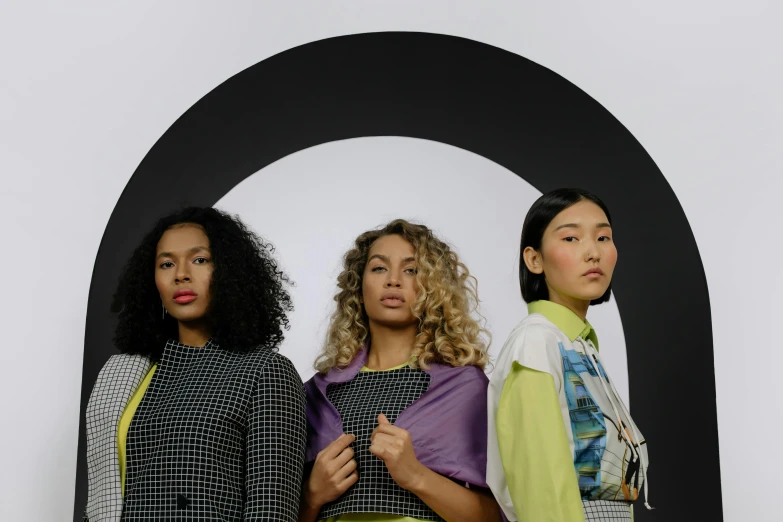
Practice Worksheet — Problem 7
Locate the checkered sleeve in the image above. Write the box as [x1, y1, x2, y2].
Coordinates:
[243, 353, 307, 521]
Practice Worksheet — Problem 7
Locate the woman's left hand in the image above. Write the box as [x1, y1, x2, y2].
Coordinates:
[369, 413, 427, 492]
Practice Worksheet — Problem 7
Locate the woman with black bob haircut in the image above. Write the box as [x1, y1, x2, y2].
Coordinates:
[518, 190, 613, 306]
[83, 207, 306, 522]
[487, 189, 651, 522]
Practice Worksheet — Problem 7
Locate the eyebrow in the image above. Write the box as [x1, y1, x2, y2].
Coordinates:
[554, 222, 612, 231]
[156, 246, 210, 260]
[368, 254, 416, 263]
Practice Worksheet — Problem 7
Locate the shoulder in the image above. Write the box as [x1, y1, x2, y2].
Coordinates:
[427, 363, 488, 395]
[493, 314, 568, 378]
[262, 351, 301, 377]
[102, 351, 149, 366]
[501, 314, 566, 354]
[303, 370, 322, 390]
[437, 363, 488, 383]
[229, 345, 283, 367]
[97, 352, 151, 379]
[241, 349, 304, 388]
[88, 353, 153, 411]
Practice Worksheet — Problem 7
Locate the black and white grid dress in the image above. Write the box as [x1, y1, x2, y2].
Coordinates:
[318, 365, 441, 521]
[84, 339, 306, 522]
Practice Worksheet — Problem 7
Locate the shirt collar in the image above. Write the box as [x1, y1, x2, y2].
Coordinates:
[527, 300, 599, 347]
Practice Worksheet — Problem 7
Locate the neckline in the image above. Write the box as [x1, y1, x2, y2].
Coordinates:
[165, 338, 214, 350]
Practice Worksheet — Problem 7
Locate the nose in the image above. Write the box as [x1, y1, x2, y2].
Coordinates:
[384, 272, 401, 288]
[585, 241, 601, 262]
[175, 268, 191, 283]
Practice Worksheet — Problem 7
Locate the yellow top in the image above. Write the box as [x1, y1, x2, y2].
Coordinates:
[118, 363, 157, 496]
[359, 361, 409, 372]
[497, 362, 585, 521]
[323, 515, 422, 522]
[321, 361, 424, 522]
[496, 300, 600, 522]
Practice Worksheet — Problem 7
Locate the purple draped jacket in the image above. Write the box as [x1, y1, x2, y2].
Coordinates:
[304, 348, 490, 488]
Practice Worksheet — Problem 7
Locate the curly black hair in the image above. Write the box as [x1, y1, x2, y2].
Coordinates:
[111, 207, 293, 360]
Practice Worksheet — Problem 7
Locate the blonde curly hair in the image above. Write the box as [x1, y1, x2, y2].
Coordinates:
[315, 219, 490, 373]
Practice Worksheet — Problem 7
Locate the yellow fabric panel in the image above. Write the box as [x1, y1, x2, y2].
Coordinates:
[322, 514, 423, 522]
[118, 363, 157, 496]
[360, 361, 409, 372]
[497, 362, 585, 522]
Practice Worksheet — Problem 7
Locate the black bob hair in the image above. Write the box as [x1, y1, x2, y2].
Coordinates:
[111, 207, 293, 360]
[519, 188, 613, 305]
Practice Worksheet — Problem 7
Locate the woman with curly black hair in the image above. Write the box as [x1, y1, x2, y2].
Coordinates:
[83, 207, 306, 522]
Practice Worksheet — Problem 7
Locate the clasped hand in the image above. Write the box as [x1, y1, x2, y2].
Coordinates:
[305, 414, 426, 509]
[304, 433, 358, 509]
[369, 413, 426, 492]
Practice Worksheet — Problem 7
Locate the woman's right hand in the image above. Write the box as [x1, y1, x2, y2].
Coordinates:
[303, 433, 358, 510]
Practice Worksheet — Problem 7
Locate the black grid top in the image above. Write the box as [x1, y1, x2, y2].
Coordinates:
[119, 340, 306, 521]
[319, 366, 441, 520]
[582, 500, 632, 521]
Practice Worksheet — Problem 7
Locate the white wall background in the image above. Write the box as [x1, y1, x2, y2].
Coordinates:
[1, 1, 780, 520]
[216, 136, 629, 395]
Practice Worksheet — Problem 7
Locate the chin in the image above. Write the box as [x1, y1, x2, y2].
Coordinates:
[573, 293, 602, 302]
[578, 285, 610, 301]
[581, 293, 608, 303]
[372, 316, 418, 328]
[171, 312, 208, 323]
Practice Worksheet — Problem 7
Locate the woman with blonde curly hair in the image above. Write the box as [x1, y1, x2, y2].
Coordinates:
[299, 219, 502, 522]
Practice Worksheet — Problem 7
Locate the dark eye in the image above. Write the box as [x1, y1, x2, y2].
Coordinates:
[598, 236, 612, 242]
[159, 261, 174, 269]
[194, 257, 209, 264]
[563, 237, 577, 242]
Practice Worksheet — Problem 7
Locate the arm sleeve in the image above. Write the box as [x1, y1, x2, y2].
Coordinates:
[496, 361, 585, 522]
[244, 354, 307, 521]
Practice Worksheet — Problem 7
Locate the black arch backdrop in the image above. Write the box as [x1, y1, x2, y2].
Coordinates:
[75, 32, 720, 521]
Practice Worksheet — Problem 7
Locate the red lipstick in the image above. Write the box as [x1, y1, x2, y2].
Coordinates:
[173, 289, 197, 304]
